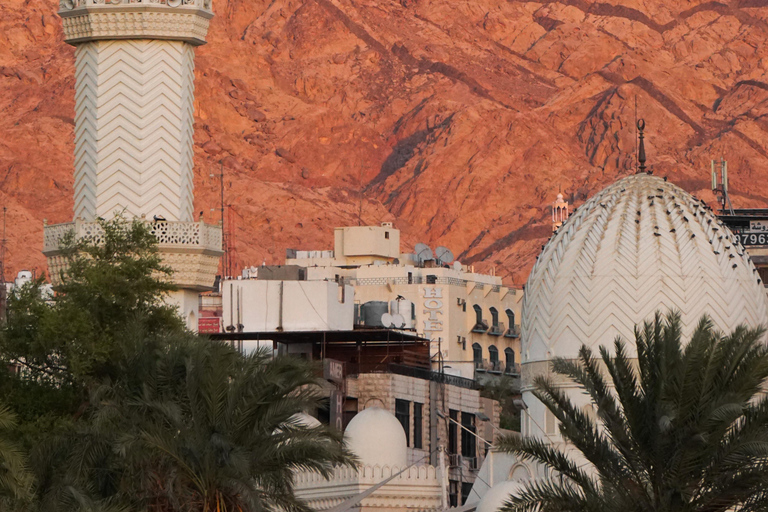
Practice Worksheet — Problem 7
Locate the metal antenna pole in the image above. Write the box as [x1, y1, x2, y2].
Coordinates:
[0, 207, 6, 323]
[1, 207, 6, 282]
[358, 165, 364, 226]
[211, 161, 228, 278]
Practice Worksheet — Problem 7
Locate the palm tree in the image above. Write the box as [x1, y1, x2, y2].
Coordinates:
[0, 404, 31, 507]
[498, 311, 768, 512]
[22, 338, 353, 512]
[123, 340, 353, 512]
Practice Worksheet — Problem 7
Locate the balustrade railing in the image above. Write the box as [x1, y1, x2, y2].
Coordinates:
[60, 0, 212, 11]
[43, 220, 222, 253]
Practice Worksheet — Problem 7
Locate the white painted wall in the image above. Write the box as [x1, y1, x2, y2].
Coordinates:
[222, 280, 354, 332]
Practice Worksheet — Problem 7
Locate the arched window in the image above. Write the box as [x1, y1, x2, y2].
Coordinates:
[472, 305, 487, 332]
[505, 348, 515, 373]
[490, 307, 499, 327]
[489, 345, 499, 371]
[473, 304, 483, 324]
[472, 343, 483, 368]
[505, 309, 518, 337]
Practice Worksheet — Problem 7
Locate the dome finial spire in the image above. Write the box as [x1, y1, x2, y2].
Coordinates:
[637, 119, 648, 174]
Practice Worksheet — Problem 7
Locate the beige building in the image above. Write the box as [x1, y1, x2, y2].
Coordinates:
[279, 224, 523, 381]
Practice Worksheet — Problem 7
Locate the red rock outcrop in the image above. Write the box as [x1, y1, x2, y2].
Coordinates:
[2, 0, 768, 286]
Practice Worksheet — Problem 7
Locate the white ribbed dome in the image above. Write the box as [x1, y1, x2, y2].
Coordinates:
[523, 173, 768, 363]
[344, 407, 407, 468]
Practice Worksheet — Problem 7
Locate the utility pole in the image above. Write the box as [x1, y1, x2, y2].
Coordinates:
[211, 161, 229, 278]
[358, 165, 364, 226]
[0, 207, 6, 323]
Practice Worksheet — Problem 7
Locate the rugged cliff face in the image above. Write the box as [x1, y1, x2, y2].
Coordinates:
[2, 0, 768, 285]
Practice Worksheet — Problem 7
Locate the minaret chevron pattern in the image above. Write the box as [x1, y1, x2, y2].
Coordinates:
[521, 174, 768, 364]
[73, 39, 195, 222]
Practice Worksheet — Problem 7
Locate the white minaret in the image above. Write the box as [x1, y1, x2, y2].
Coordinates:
[44, 0, 222, 329]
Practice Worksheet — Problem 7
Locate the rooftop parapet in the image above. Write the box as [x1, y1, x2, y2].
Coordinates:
[58, 0, 214, 46]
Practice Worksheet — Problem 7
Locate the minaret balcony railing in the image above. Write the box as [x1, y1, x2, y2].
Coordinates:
[43, 220, 223, 291]
[58, 0, 214, 46]
[60, 0, 212, 9]
[43, 219, 222, 254]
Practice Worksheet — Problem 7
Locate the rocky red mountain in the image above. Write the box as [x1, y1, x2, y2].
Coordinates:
[2, 0, 768, 286]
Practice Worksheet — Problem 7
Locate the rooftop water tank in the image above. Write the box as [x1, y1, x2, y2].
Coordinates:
[361, 301, 389, 327]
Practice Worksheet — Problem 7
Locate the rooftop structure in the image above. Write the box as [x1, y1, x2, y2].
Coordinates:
[222, 224, 522, 381]
[47, 0, 222, 328]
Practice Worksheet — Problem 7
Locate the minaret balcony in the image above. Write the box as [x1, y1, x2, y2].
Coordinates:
[43, 219, 223, 291]
[58, 0, 214, 46]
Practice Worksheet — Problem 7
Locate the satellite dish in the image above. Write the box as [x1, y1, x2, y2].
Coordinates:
[453, 261, 462, 271]
[391, 314, 405, 329]
[435, 246, 454, 265]
[414, 242, 434, 262]
[381, 313, 394, 328]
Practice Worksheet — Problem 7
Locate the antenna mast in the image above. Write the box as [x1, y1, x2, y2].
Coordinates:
[0, 207, 6, 323]
[211, 161, 229, 278]
[358, 165, 364, 226]
[0, 207, 6, 282]
[711, 157, 735, 214]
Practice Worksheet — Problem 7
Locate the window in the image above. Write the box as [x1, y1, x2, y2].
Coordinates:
[385, 231, 390, 239]
[449, 480, 459, 507]
[489, 345, 498, 362]
[461, 412, 476, 459]
[472, 305, 487, 332]
[413, 402, 423, 449]
[505, 347, 515, 373]
[506, 308, 515, 328]
[395, 399, 410, 445]
[490, 307, 499, 328]
[426, 274, 437, 284]
[489, 345, 499, 370]
[448, 409, 459, 455]
[407, 271, 413, 284]
[472, 343, 482, 368]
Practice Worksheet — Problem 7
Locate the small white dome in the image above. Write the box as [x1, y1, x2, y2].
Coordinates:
[344, 406, 407, 468]
[523, 173, 768, 362]
[476, 481, 525, 512]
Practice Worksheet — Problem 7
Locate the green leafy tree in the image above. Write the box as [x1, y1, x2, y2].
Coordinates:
[0, 216, 183, 385]
[498, 312, 768, 512]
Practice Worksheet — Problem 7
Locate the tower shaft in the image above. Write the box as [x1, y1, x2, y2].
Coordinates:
[73, 39, 196, 222]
